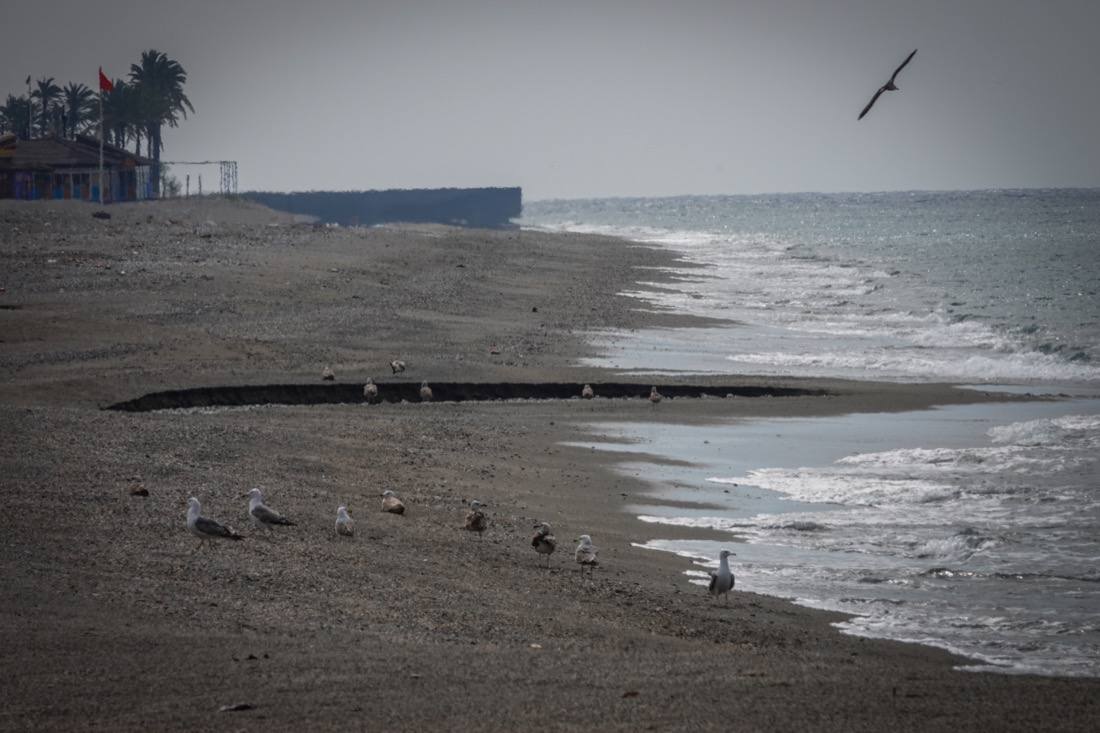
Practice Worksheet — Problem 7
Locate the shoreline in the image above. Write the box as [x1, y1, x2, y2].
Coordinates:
[2, 198, 1097, 730]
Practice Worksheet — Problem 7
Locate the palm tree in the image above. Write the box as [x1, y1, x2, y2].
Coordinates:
[129, 49, 194, 195]
[0, 94, 33, 139]
[61, 82, 95, 139]
[31, 77, 62, 137]
[101, 79, 143, 151]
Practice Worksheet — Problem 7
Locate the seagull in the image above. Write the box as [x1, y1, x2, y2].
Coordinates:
[581, 384, 594, 399]
[363, 378, 379, 403]
[186, 497, 243, 550]
[335, 506, 355, 537]
[381, 489, 406, 515]
[649, 386, 662, 405]
[419, 381, 433, 401]
[574, 534, 599, 575]
[858, 48, 918, 120]
[322, 365, 336, 381]
[246, 487, 296, 530]
[531, 522, 557, 567]
[390, 359, 406, 375]
[464, 500, 488, 537]
[708, 549, 736, 604]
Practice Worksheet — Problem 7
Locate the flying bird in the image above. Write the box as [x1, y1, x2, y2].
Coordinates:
[335, 506, 355, 537]
[857, 49, 917, 120]
[531, 522, 557, 567]
[246, 487, 296, 530]
[465, 499, 489, 537]
[390, 359, 406, 375]
[186, 497, 243, 550]
[381, 489, 406, 515]
[708, 549, 736, 604]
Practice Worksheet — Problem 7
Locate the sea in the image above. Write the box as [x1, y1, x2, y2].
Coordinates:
[521, 189, 1100, 677]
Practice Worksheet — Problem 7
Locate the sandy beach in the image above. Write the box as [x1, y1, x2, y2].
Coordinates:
[1, 198, 1097, 731]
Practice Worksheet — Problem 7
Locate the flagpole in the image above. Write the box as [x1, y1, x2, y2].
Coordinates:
[98, 87, 104, 205]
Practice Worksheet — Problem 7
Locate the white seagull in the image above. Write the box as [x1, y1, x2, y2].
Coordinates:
[246, 487, 296, 530]
[708, 549, 736, 604]
[649, 386, 662, 405]
[531, 522, 557, 567]
[363, 378, 379, 403]
[381, 489, 406, 515]
[186, 497, 243, 550]
[419, 381, 433, 401]
[335, 506, 355, 537]
[575, 534, 599, 575]
[581, 384, 594, 399]
[858, 49, 918, 121]
[390, 359, 407, 376]
[465, 499, 488, 537]
[321, 365, 336, 381]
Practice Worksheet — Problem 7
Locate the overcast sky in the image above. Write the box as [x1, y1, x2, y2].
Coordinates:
[5, 0, 1099, 199]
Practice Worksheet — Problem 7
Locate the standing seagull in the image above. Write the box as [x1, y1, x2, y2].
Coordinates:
[363, 378, 379, 403]
[246, 487, 296, 531]
[465, 499, 489, 537]
[419, 381, 434, 401]
[381, 489, 406, 515]
[335, 506, 355, 537]
[858, 49, 917, 120]
[321, 365, 336, 381]
[574, 534, 600, 575]
[186, 497, 243, 550]
[649, 386, 662, 405]
[708, 549, 736, 604]
[531, 522, 557, 567]
[581, 384, 594, 399]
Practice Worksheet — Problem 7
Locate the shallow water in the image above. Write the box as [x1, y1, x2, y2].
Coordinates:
[531, 190, 1100, 677]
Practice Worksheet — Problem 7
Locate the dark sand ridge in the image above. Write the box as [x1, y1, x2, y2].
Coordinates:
[1, 199, 1096, 731]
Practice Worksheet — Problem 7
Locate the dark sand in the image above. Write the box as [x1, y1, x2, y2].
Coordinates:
[1, 199, 1096, 731]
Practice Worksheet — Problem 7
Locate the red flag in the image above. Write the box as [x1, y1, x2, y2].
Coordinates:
[98, 67, 114, 93]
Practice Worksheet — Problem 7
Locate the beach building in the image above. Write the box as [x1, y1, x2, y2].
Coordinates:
[0, 133, 154, 202]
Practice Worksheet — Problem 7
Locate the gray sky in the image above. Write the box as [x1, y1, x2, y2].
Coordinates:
[5, 0, 1099, 199]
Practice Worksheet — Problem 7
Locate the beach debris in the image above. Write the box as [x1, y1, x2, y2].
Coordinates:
[219, 702, 255, 713]
[381, 489, 406, 515]
[858, 48, 918, 120]
[129, 484, 149, 497]
[581, 384, 594, 399]
[335, 506, 355, 537]
[321, 365, 335, 381]
[246, 487, 296, 530]
[529, 643, 543, 649]
[708, 549, 736, 605]
[390, 359, 406, 375]
[419, 381, 433, 401]
[91, 211, 111, 220]
[489, 344, 501, 355]
[363, 377, 379, 402]
[186, 497, 243, 550]
[531, 522, 557, 567]
[649, 386, 662, 405]
[464, 500, 488, 537]
[622, 691, 640, 699]
[575, 534, 599, 575]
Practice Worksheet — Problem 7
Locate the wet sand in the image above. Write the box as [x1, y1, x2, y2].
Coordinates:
[1, 198, 1097, 731]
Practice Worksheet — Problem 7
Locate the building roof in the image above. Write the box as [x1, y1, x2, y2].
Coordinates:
[0, 135, 153, 172]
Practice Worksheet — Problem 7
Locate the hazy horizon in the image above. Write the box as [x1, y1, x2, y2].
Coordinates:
[5, 1, 1100, 200]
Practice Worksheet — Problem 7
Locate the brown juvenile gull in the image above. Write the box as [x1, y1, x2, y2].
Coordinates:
[322, 365, 336, 381]
[531, 522, 557, 567]
[708, 549, 736, 605]
[419, 381, 434, 401]
[381, 489, 406, 515]
[363, 378, 379, 403]
[581, 384, 594, 399]
[649, 386, 662, 405]
[858, 48, 917, 120]
[335, 506, 355, 537]
[246, 487, 296, 530]
[390, 359, 406, 375]
[186, 497, 243, 550]
[464, 499, 488, 537]
[574, 534, 599, 575]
